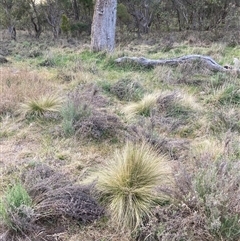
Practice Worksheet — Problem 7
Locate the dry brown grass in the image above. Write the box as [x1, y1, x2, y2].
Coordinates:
[0, 67, 56, 114]
[63, 221, 130, 241]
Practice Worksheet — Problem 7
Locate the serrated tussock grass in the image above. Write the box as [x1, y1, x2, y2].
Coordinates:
[123, 92, 160, 120]
[95, 142, 172, 231]
[21, 95, 64, 117]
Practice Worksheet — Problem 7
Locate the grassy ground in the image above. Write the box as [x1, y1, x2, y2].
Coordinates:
[0, 31, 240, 240]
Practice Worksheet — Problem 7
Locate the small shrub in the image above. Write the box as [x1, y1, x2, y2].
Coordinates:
[39, 58, 55, 67]
[110, 78, 144, 101]
[61, 100, 90, 137]
[70, 22, 91, 37]
[74, 109, 123, 140]
[127, 123, 190, 160]
[138, 157, 240, 241]
[61, 85, 121, 140]
[28, 47, 42, 58]
[165, 103, 193, 120]
[61, 102, 75, 136]
[117, 3, 132, 26]
[23, 164, 103, 224]
[95, 142, 172, 231]
[151, 91, 200, 137]
[61, 14, 70, 36]
[0, 182, 34, 234]
[21, 95, 63, 117]
[207, 107, 240, 134]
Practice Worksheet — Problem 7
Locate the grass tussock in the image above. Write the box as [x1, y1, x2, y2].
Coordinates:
[210, 84, 240, 106]
[95, 142, 172, 231]
[123, 93, 160, 120]
[21, 95, 64, 117]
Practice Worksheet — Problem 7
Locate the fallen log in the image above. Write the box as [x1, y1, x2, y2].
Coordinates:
[115, 55, 240, 74]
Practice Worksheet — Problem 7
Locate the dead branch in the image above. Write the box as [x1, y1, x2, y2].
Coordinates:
[115, 55, 240, 74]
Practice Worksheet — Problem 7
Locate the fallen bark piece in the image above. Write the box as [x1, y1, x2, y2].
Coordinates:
[115, 55, 239, 73]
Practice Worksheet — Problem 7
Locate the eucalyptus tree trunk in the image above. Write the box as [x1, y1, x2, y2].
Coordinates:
[91, 0, 117, 52]
[29, 0, 42, 39]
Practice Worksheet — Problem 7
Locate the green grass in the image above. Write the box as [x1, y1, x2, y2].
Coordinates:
[0, 182, 33, 233]
[60, 98, 91, 137]
[208, 84, 240, 106]
[38, 51, 81, 68]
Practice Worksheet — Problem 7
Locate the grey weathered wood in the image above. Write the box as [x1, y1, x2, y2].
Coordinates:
[115, 55, 238, 73]
[91, 0, 117, 52]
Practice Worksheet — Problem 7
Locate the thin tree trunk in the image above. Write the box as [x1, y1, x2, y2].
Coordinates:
[72, 0, 79, 20]
[30, 0, 42, 39]
[9, 25, 16, 40]
[91, 0, 117, 52]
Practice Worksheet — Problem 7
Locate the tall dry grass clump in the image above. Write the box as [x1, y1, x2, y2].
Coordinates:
[95, 142, 172, 231]
[0, 67, 55, 114]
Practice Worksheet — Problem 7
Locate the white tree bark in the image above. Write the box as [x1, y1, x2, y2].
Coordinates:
[91, 0, 117, 52]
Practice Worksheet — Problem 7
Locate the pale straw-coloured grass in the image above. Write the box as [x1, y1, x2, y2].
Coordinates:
[95, 142, 172, 231]
[20, 95, 64, 117]
[122, 92, 160, 120]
